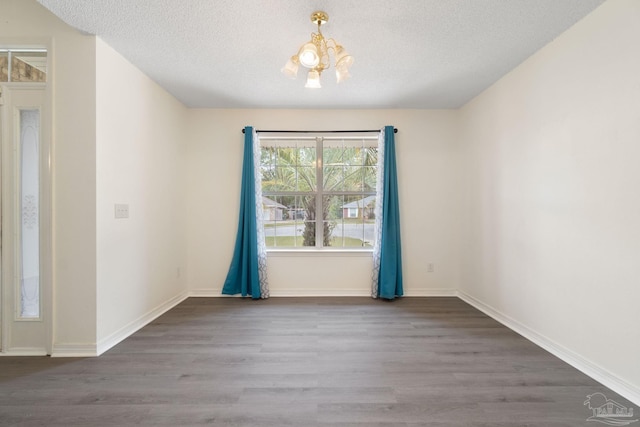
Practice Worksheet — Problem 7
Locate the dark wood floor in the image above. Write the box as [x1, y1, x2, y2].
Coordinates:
[0, 297, 632, 426]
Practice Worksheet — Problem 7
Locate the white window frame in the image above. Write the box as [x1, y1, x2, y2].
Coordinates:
[0, 49, 48, 83]
[260, 135, 377, 251]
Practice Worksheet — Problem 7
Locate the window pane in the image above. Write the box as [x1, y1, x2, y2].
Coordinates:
[263, 195, 316, 247]
[297, 166, 315, 191]
[323, 142, 378, 191]
[323, 146, 344, 190]
[0, 51, 8, 82]
[324, 195, 376, 248]
[262, 195, 287, 222]
[261, 142, 318, 193]
[288, 196, 305, 222]
[264, 195, 297, 247]
[363, 146, 378, 165]
[343, 166, 364, 191]
[270, 166, 293, 190]
[363, 166, 377, 191]
[323, 165, 343, 190]
[276, 146, 296, 166]
[297, 145, 316, 166]
[20, 109, 40, 318]
[268, 221, 303, 248]
[299, 195, 316, 247]
[325, 194, 342, 222]
[323, 145, 344, 164]
[260, 146, 277, 188]
[344, 147, 363, 166]
[261, 136, 377, 250]
[12, 51, 47, 82]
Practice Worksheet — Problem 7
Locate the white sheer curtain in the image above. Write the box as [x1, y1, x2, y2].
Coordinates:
[371, 128, 385, 298]
[253, 130, 269, 298]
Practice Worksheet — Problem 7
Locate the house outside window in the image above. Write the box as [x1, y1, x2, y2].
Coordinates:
[0, 49, 47, 82]
[260, 135, 377, 249]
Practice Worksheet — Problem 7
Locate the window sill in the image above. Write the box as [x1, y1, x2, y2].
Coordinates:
[266, 249, 373, 257]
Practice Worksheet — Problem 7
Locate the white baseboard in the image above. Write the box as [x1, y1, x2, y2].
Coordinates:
[270, 290, 371, 297]
[189, 288, 457, 298]
[51, 343, 98, 358]
[404, 288, 457, 297]
[190, 289, 372, 297]
[95, 291, 189, 355]
[189, 289, 224, 297]
[457, 290, 640, 406]
[0, 347, 47, 356]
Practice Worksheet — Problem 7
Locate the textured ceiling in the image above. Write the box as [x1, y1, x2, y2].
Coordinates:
[37, 0, 605, 109]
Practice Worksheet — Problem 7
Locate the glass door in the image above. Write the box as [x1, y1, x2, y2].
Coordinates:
[1, 85, 50, 355]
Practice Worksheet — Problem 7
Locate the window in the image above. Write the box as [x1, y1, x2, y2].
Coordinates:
[0, 49, 47, 83]
[260, 136, 378, 249]
[19, 109, 41, 318]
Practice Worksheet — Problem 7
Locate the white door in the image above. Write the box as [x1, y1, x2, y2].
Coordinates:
[0, 85, 51, 355]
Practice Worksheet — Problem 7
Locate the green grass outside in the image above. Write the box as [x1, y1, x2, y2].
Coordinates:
[265, 236, 371, 248]
[335, 237, 372, 248]
[263, 218, 374, 228]
[265, 236, 303, 247]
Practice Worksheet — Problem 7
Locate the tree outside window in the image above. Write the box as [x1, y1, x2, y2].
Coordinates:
[260, 136, 377, 249]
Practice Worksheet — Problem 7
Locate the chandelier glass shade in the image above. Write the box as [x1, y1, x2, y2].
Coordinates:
[281, 11, 354, 88]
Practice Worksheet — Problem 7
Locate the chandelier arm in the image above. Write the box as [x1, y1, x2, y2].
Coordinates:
[319, 43, 330, 71]
[309, 32, 330, 72]
[326, 39, 338, 58]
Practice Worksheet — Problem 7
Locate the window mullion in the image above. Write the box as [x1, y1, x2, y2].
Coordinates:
[315, 137, 323, 249]
[8, 50, 13, 82]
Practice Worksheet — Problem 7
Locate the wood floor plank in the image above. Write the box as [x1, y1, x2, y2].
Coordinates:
[0, 297, 633, 426]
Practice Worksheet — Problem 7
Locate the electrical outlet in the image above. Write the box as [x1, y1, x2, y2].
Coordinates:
[428, 263, 434, 273]
[114, 204, 129, 219]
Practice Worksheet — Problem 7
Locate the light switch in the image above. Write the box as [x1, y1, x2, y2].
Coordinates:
[114, 204, 129, 219]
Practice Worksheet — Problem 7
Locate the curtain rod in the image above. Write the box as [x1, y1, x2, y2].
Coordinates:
[242, 128, 398, 134]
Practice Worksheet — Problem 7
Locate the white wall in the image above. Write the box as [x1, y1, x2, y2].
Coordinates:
[186, 109, 460, 296]
[95, 39, 188, 351]
[2, 1, 190, 355]
[1, 0, 98, 351]
[458, 0, 640, 402]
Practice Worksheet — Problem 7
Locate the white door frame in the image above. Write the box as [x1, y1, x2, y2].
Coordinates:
[0, 83, 52, 355]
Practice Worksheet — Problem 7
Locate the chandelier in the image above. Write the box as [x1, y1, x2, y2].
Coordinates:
[281, 11, 354, 88]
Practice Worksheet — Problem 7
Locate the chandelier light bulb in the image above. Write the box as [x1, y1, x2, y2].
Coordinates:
[299, 43, 320, 68]
[335, 46, 354, 69]
[281, 56, 299, 79]
[305, 69, 322, 88]
[336, 65, 351, 83]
